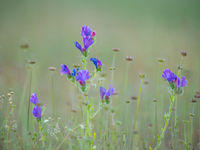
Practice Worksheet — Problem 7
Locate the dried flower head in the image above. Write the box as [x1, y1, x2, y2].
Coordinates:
[157, 58, 166, 63]
[48, 67, 56, 71]
[180, 50, 187, 57]
[28, 60, 36, 64]
[125, 56, 133, 61]
[131, 96, 138, 100]
[153, 98, 158, 102]
[112, 48, 120, 52]
[191, 99, 197, 103]
[73, 64, 80, 68]
[194, 94, 200, 98]
[139, 73, 146, 79]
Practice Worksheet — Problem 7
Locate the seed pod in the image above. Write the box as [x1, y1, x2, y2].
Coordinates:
[73, 64, 80, 68]
[139, 73, 145, 79]
[125, 56, 133, 61]
[48, 67, 56, 71]
[28, 59, 36, 64]
[180, 50, 187, 56]
[131, 96, 138, 100]
[194, 94, 200, 98]
[157, 58, 166, 63]
[112, 48, 120, 52]
[191, 99, 197, 103]
[153, 98, 157, 103]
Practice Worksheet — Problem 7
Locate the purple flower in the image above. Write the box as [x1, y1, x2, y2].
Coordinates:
[30, 93, 39, 105]
[81, 25, 93, 38]
[83, 36, 94, 50]
[76, 70, 90, 86]
[90, 58, 102, 71]
[81, 25, 95, 39]
[175, 76, 187, 88]
[162, 69, 177, 83]
[32, 105, 42, 118]
[60, 64, 71, 75]
[100, 85, 115, 100]
[74, 25, 95, 54]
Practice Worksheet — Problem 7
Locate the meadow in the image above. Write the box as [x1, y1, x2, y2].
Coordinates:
[0, 1, 200, 150]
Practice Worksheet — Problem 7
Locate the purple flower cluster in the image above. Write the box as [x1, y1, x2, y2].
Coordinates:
[162, 69, 187, 89]
[90, 57, 102, 71]
[100, 85, 115, 103]
[74, 25, 96, 56]
[30, 93, 42, 118]
[60, 25, 115, 99]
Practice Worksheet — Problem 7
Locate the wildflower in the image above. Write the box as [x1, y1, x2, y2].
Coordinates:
[162, 69, 177, 83]
[76, 70, 90, 88]
[90, 58, 102, 71]
[100, 85, 115, 104]
[81, 25, 96, 39]
[30, 93, 39, 105]
[30, 93, 42, 119]
[32, 105, 42, 118]
[60, 64, 71, 76]
[74, 25, 95, 57]
[175, 76, 187, 88]
[162, 69, 187, 94]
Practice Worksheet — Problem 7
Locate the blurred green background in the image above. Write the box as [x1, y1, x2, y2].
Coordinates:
[0, 0, 200, 122]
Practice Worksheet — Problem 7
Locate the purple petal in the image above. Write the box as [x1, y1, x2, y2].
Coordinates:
[81, 25, 92, 38]
[32, 105, 42, 118]
[74, 41, 82, 52]
[83, 37, 93, 50]
[106, 84, 115, 97]
[180, 76, 187, 87]
[60, 64, 71, 75]
[100, 87, 106, 99]
[30, 93, 39, 105]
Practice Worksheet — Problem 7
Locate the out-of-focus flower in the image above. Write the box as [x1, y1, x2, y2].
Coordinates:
[32, 105, 42, 118]
[175, 76, 187, 88]
[100, 85, 115, 103]
[162, 69, 177, 83]
[90, 58, 102, 71]
[30, 93, 39, 105]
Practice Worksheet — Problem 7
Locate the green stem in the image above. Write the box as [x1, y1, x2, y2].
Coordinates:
[111, 53, 116, 83]
[131, 78, 143, 149]
[133, 79, 143, 131]
[82, 56, 87, 70]
[51, 72, 55, 117]
[27, 67, 32, 131]
[154, 89, 175, 150]
[39, 122, 45, 147]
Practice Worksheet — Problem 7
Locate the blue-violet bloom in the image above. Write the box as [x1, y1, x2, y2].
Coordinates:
[100, 85, 115, 101]
[32, 105, 42, 118]
[60, 64, 71, 76]
[162, 69, 177, 83]
[90, 57, 102, 71]
[76, 70, 90, 86]
[30, 93, 39, 105]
